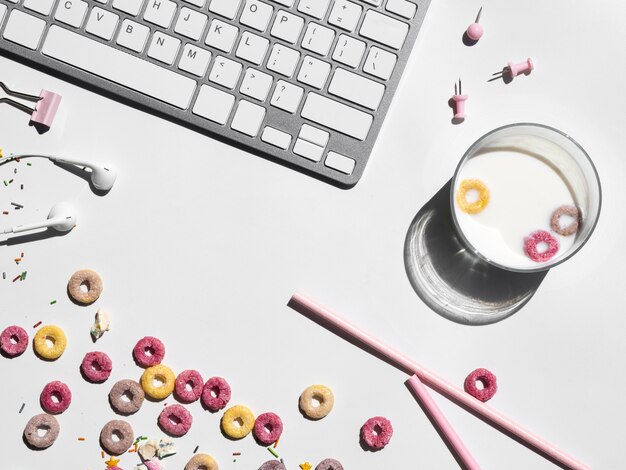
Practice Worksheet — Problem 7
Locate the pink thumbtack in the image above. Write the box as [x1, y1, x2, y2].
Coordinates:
[0, 81, 62, 130]
[466, 7, 484, 42]
[507, 58, 534, 77]
[451, 78, 468, 121]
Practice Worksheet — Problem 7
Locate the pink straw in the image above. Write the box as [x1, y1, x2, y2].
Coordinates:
[289, 292, 590, 470]
[407, 374, 481, 470]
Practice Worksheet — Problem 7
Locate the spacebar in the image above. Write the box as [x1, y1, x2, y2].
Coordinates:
[42, 26, 196, 109]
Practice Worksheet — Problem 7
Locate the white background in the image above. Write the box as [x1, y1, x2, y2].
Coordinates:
[1, 0, 625, 468]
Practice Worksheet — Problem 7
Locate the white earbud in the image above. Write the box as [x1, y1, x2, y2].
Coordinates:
[0, 154, 117, 191]
[48, 156, 117, 191]
[2, 202, 76, 235]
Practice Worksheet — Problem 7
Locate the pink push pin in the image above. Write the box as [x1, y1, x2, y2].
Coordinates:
[491, 58, 534, 81]
[466, 7, 484, 42]
[0, 81, 62, 129]
[451, 78, 468, 121]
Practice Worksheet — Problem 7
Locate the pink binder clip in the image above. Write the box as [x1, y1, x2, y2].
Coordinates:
[0, 81, 61, 129]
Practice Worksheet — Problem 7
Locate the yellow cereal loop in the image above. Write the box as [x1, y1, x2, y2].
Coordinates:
[299, 384, 334, 419]
[33, 325, 67, 360]
[185, 453, 219, 470]
[140, 364, 175, 400]
[456, 179, 490, 214]
[221, 405, 255, 439]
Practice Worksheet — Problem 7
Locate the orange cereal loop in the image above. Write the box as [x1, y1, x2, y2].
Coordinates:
[456, 179, 490, 214]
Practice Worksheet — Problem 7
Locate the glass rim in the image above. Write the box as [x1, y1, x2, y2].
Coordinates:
[450, 122, 603, 274]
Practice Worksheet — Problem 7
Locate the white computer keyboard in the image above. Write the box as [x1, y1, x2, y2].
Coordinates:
[0, 0, 430, 186]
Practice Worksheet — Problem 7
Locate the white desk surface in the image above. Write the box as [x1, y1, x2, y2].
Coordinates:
[1, 0, 625, 468]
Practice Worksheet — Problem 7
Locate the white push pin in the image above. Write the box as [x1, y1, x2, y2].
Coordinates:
[451, 78, 468, 121]
[492, 58, 534, 80]
[466, 7, 484, 42]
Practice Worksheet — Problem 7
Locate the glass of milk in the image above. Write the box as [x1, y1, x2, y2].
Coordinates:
[451, 123, 601, 273]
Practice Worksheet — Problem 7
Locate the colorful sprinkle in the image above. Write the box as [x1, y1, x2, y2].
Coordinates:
[32, 321, 42, 328]
[19, 403, 25, 413]
[50, 300, 57, 305]
[268, 447, 279, 458]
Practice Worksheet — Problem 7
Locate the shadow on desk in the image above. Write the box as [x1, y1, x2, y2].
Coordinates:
[0, 228, 66, 247]
[404, 180, 547, 326]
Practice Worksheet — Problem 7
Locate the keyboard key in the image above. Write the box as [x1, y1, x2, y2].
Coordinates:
[178, 44, 211, 76]
[325, 151, 355, 174]
[209, 0, 243, 19]
[183, 0, 204, 7]
[297, 0, 330, 19]
[270, 80, 303, 113]
[147, 31, 181, 65]
[3, 10, 45, 49]
[363, 46, 397, 80]
[112, 0, 144, 16]
[116, 19, 150, 52]
[386, 0, 416, 20]
[261, 126, 292, 150]
[301, 93, 372, 140]
[359, 10, 408, 49]
[240, 0, 273, 32]
[301, 22, 334, 56]
[235, 31, 269, 65]
[143, 0, 177, 28]
[297, 55, 330, 89]
[205, 19, 239, 53]
[267, 43, 300, 77]
[42, 26, 196, 109]
[86, 7, 119, 40]
[54, 0, 88, 28]
[293, 138, 323, 162]
[240, 68, 273, 101]
[332, 34, 365, 68]
[193, 84, 235, 124]
[23, 0, 56, 16]
[270, 10, 304, 44]
[231, 100, 266, 137]
[328, 0, 362, 32]
[209, 55, 242, 89]
[299, 124, 329, 147]
[174, 7, 208, 41]
[328, 68, 385, 110]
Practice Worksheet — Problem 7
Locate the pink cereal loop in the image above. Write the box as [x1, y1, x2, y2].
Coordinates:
[253, 412, 284, 445]
[360, 416, 393, 449]
[158, 404, 193, 437]
[133, 336, 165, 367]
[464, 368, 498, 402]
[524, 230, 559, 262]
[1, 325, 29, 357]
[81, 351, 113, 383]
[201, 377, 231, 412]
[175, 370, 204, 403]
[40, 381, 72, 414]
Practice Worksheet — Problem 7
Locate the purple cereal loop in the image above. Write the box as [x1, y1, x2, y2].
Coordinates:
[80, 351, 113, 383]
[40, 381, 72, 414]
[464, 368, 498, 402]
[100, 419, 134, 455]
[0, 325, 28, 357]
[253, 412, 283, 445]
[158, 404, 193, 437]
[201, 376, 231, 412]
[316, 459, 344, 470]
[550, 205, 580, 236]
[360, 416, 393, 449]
[524, 230, 560, 262]
[23, 413, 60, 449]
[175, 369, 204, 403]
[133, 336, 165, 368]
[258, 461, 287, 470]
[109, 379, 145, 415]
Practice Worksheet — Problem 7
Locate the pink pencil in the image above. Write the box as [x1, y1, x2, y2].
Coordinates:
[407, 374, 480, 470]
[289, 292, 590, 470]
